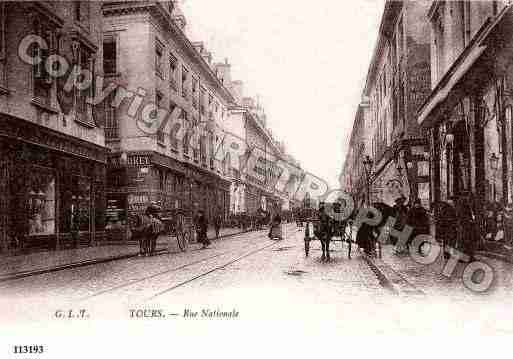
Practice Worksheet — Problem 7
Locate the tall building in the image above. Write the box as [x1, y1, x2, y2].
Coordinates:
[341, 0, 432, 208]
[0, 1, 108, 254]
[102, 1, 236, 235]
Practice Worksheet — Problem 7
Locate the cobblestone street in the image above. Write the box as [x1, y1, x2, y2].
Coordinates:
[1, 224, 512, 333]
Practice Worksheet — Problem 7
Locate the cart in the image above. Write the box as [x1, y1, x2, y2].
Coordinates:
[303, 216, 354, 258]
[160, 209, 193, 252]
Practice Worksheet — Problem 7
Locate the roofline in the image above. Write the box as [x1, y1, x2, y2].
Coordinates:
[363, 0, 403, 96]
[103, 1, 237, 105]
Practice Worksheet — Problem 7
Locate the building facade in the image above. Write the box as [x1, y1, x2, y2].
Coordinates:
[418, 1, 513, 253]
[342, 0, 432, 208]
[102, 1, 235, 237]
[0, 1, 108, 254]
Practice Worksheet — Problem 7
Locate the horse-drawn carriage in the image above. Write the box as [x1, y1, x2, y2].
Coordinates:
[303, 201, 390, 260]
[303, 201, 355, 259]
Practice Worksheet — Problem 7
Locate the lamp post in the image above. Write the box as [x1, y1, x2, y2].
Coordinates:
[490, 152, 499, 202]
[363, 155, 373, 205]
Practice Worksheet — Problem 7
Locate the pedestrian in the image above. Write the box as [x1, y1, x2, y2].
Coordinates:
[269, 213, 283, 240]
[503, 203, 513, 249]
[213, 213, 222, 239]
[455, 192, 478, 260]
[196, 210, 210, 249]
[356, 206, 374, 256]
[484, 203, 498, 242]
[405, 198, 430, 254]
[392, 196, 409, 254]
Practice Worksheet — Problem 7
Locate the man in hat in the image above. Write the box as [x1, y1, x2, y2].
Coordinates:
[196, 210, 210, 248]
[392, 196, 409, 253]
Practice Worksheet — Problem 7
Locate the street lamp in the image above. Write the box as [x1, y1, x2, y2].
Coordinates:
[363, 155, 373, 205]
[490, 152, 499, 202]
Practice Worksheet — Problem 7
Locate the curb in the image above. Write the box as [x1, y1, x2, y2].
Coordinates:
[476, 250, 513, 264]
[363, 254, 425, 296]
[0, 230, 250, 283]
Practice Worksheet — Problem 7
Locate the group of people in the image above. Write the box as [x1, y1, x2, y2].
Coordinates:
[130, 203, 290, 256]
[225, 213, 269, 232]
[484, 202, 513, 245]
[194, 211, 224, 249]
[352, 196, 430, 257]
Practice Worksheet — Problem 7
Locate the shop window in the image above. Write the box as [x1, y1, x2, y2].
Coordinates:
[94, 182, 105, 231]
[27, 167, 55, 236]
[60, 176, 91, 233]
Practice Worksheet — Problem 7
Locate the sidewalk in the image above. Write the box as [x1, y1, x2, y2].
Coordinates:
[0, 226, 247, 282]
[366, 244, 513, 299]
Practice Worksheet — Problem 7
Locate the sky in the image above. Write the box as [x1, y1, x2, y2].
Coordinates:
[181, 0, 385, 190]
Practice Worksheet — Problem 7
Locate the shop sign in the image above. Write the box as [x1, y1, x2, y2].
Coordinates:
[105, 197, 126, 223]
[110, 155, 151, 167]
[128, 194, 149, 212]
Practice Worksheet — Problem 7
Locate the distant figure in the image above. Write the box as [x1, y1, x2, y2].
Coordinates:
[196, 211, 210, 249]
[268, 213, 283, 240]
[213, 214, 222, 239]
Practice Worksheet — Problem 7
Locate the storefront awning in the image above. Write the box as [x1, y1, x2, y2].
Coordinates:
[418, 5, 513, 128]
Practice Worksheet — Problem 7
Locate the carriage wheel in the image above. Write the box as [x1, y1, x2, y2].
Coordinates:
[175, 214, 189, 252]
[177, 230, 189, 252]
[304, 238, 310, 257]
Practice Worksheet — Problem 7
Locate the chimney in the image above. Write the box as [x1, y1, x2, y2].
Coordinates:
[230, 80, 244, 102]
[215, 58, 232, 85]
